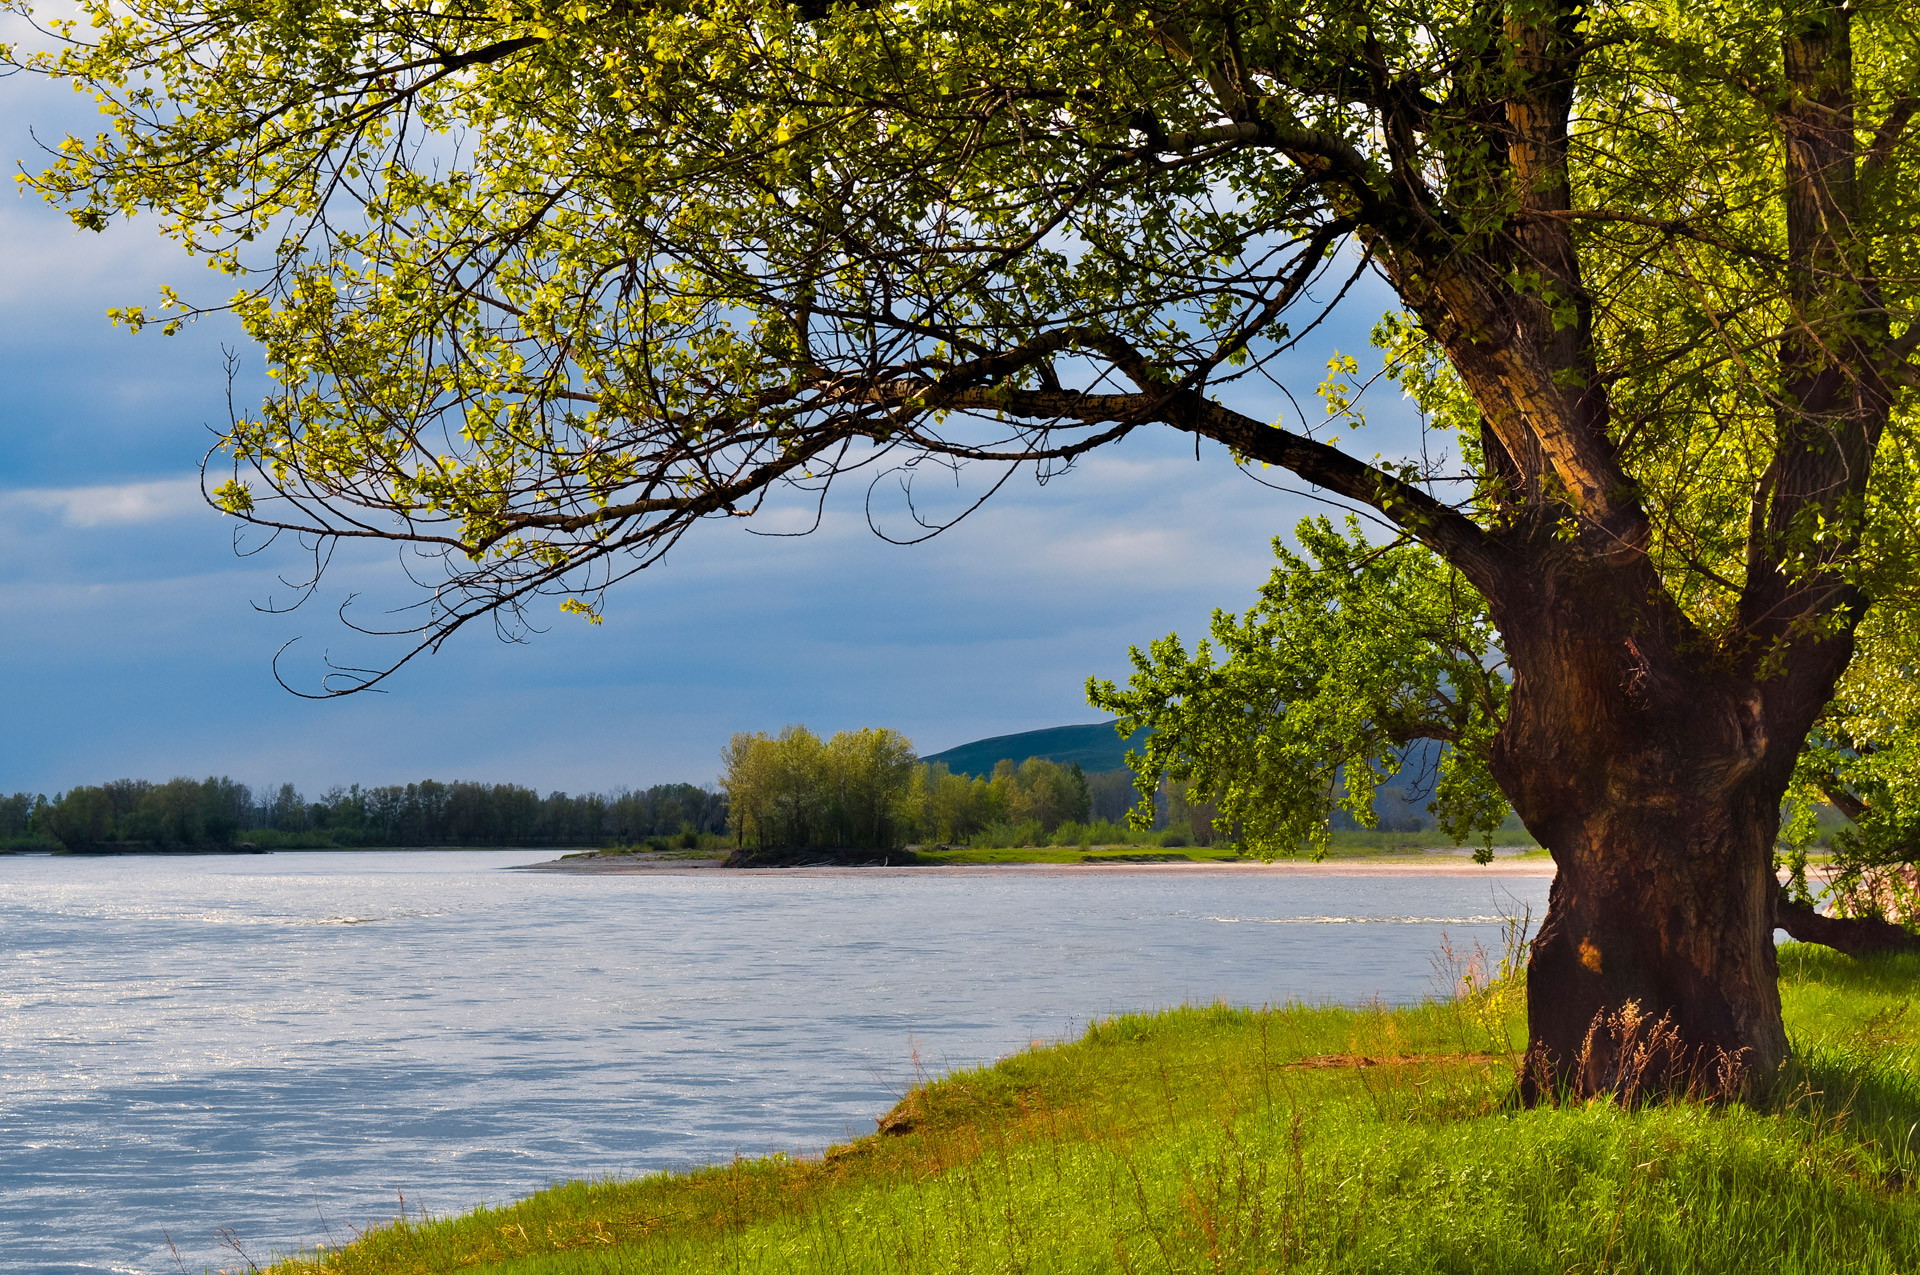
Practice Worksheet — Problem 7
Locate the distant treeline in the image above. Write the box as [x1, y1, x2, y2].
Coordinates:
[722, 725, 1158, 851]
[0, 777, 727, 851]
[0, 732, 1454, 856]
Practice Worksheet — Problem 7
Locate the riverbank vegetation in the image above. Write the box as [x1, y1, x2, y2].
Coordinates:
[717, 724, 1514, 859]
[5, 715, 1534, 857]
[3, 738, 1540, 858]
[261, 945, 1918, 1274]
[721, 725, 1103, 855]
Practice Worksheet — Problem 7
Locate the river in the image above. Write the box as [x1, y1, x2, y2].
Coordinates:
[0, 850, 1550, 1273]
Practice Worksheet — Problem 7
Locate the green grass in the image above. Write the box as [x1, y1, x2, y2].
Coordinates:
[262, 945, 1919, 1274]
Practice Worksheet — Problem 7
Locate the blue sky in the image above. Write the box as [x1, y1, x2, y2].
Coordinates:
[0, 63, 1431, 798]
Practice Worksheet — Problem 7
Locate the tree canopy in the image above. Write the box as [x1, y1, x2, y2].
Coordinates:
[10, 0, 1916, 658]
[3, 0, 1892, 680]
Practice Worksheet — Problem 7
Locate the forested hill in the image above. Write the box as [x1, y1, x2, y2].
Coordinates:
[921, 721, 1147, 777]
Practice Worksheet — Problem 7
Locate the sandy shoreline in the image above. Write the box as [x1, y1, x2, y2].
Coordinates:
[518, 853, 1558, 878]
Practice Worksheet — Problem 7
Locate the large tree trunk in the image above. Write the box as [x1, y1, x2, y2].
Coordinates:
[1518, 793, 1786, 1101]
[1488, 556, 1804, 1102]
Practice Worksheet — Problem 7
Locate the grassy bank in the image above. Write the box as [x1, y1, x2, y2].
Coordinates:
[266, 945, 1916, 1274]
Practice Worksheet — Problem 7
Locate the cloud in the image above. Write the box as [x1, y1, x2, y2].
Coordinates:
[2, 475, 207, 527]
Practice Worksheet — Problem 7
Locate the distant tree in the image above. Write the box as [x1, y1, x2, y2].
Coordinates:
[263, 782, 308, 833]
[293, 776, 730, 844]
[1164, 779, 1227, 845]
[99, 779, 152, 828]
[38, 787, 115, 849]
[723, 726, 827, 850]
[361, 785, 406, 841]
[824, 728, 917, 849]
[310, 784, 367, 838]
[1085, 771, 1139, 827]
[918, 764, 1001, 844]
[605, 783, 728, 842]
[125, 777, 207, 845]
[199, 777, 251, 843]
[722, 725, 918, 849]
[499, 783, 545, 841]
[997, 758, 1093, 835]
[413, 780, 450, 841]
[0, 793, 38, 841]
[26, 776, 253, 847]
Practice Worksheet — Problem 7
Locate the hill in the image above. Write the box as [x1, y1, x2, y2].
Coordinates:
[920, 721, 1146, 777]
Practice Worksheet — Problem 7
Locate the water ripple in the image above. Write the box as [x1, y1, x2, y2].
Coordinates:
[0, 850, 1549, 1273]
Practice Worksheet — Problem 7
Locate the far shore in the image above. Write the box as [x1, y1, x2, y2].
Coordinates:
[517, 849, 1559, 877]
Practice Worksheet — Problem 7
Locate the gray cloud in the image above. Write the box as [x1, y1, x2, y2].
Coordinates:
[1, 475, 205, 526]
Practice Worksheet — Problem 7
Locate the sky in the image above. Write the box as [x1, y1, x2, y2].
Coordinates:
[0, 59, 1433, 799]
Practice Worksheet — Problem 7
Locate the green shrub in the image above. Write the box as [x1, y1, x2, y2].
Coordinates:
[973, 822, 1015, 848]
[1049, 820, 1096, 848]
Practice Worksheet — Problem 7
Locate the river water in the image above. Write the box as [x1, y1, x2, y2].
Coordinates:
[0, 850, 1550, 1273]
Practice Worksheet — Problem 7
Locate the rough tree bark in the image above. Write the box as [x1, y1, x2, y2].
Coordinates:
[1488, 546, 1809, 1097]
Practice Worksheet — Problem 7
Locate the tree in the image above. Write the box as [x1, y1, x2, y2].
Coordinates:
[38, 786, 115, 849]
[33, 775, 256, 847]
[823, 727, 918, 847]
[0, 793, 41, 842]
[720, 724, 917, 848]
[1092, 517, 1508, 860]
[722, 725, 826, 849]
[264, 782, 309, 832]
[917, 763, 1002, 843]
[999, 757, 1094, 833]
[14, 0, 1919, 1096]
